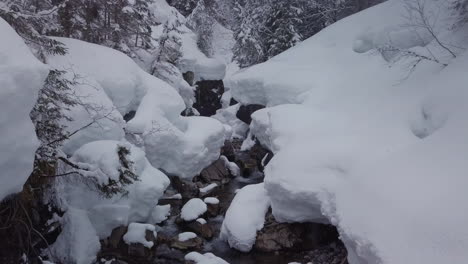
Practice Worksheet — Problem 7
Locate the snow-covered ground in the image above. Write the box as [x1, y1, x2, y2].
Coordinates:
[0, 18, 48, 201]
[226, 0, 468, 263]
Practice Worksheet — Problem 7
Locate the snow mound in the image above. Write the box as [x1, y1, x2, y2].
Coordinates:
[123, 223, 157, 248]
[49, 38, 152, 115]
[69, 140, 169, 237]
[0, 18, 48, 201]
[49, 37, 225, 179]
[178, 232, 197, 242]
[204, 197, 219, 205]
[185, 252, 229, 264]
[49, 208, 100, 264]
[220, 183, 270, 252]
[181, 198, 207, 221]
[128, 94, 226, 178]
[227, 0, 468, 263]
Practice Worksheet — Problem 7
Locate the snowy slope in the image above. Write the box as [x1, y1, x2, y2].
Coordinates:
[0, 18, 48, 200]
[226, 1, 468, 263]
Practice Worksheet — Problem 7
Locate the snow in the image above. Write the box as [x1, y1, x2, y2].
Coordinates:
[49, 208, 101, 264]
[200, 183, 218, 194]
[127, 85, 226, 179]
[220, 183, 270, 252]
[0, 18, 48, 201]
[185, 252, 229, 264]
[212, 104, 249, 139]
[181, 198, 208, 221]
[226, 0, 468, 263]
[204, 197, 219, 205]
[220, 155, 240, 177]
[178, 26, 227, 81]
[150, 204, 171, 224]
[64, 140, 169, 239]
[123, 223, 157, 248]
[196, 218, 207, 225]
[178, 232, 197, 242]
[166, 193, 183, 200]
[49, 38, 150, 116]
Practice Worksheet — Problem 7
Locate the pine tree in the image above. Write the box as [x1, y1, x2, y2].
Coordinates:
[188, 0, 216, 56]
[232, 0, 268, 67]
[264, 0, 303, 59]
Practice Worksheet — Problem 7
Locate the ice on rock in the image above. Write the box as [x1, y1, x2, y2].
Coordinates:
[220, 183, 270, 252]
[227, 0, 468, 263]
[0, 18, 48, 201]
[123, 223, 157, 248]
[181, 198, 207, 221]
[185, 252, 229, 264]
[178, 232, 197, 242]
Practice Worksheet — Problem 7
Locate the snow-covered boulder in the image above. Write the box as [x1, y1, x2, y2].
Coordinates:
[226, 1, 468, 263]
[128, 93, 226, 178]
[184, 252, 229, 264]
[181, 198, 207, 221]
[0, 18, 48, 201]
[66, 140, 169, 238]
[123, 223, 157, 248]
[220, 183, 270, 252]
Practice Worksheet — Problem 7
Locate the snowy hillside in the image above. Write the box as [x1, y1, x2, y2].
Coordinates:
[227, 0, 468, 263]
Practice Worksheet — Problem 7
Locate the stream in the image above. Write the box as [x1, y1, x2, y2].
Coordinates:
[152, 138, 347, 264]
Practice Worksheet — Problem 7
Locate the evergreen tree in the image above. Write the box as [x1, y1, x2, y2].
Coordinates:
[264, 0, 303, 59]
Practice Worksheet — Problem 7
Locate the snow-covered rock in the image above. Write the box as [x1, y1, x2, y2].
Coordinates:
[203, 197, 219, 205]
[66, 140, 169, 238]
[220, 183, 270, 252]
[123, 223, 157, 248]
[0, 18, 48, 201]
[184, 252, 229, 264]
[226, 1, 468, 263]
[181, 198, 207, 221]
[178, 232, 197, 242]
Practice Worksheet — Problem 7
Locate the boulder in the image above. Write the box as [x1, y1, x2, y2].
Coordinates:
[171, 176, 199, 199]
[186, 221, 214, 239]
[109, 226, 128, 249]
[254, 212, 339, 252]
[236, 104, 265, 124]
[127, 229, 156, 258]
[197, 159, 230, 184]
[170, 236, 204, 251]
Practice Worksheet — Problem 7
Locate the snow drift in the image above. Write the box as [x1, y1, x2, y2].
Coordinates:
[0, 18, 48, 201]
[226, 0, 468, 263]
[48, 37, 225, 179]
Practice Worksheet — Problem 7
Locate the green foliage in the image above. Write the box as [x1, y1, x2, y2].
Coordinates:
[97, 145, 139, 198]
